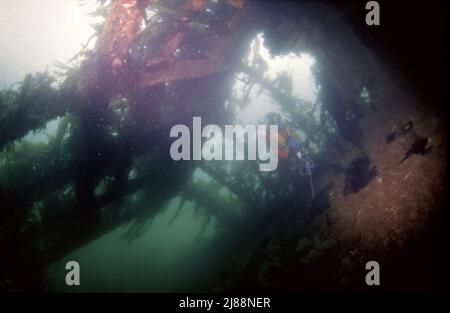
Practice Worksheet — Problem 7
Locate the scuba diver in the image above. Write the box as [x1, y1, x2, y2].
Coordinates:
[266, 113, 315, 199]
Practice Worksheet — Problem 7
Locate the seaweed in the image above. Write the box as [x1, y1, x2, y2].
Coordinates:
[0, 0, 407, 292]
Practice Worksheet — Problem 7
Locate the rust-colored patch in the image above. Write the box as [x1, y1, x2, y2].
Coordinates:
[78, 0, 245, 98]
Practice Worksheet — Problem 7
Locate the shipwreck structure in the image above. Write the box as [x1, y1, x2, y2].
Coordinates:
[0, 0, 446, 292]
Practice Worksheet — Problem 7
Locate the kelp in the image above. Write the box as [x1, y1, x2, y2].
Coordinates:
[0, 73, 64, 149]
[0, 0, 390, 291]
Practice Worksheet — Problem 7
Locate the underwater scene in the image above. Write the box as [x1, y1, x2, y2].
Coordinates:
[0, 0, 448, 295]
